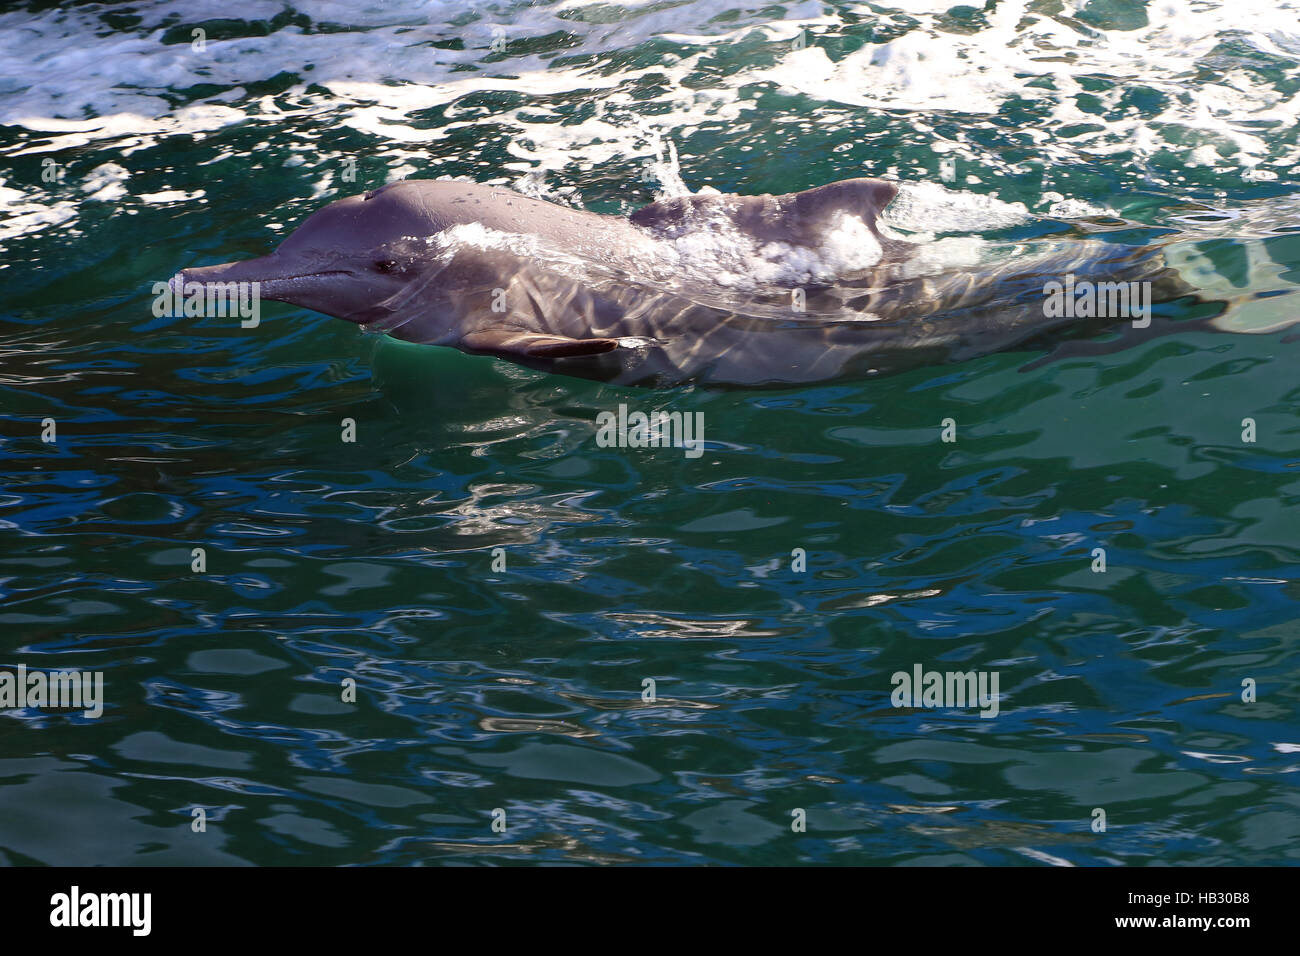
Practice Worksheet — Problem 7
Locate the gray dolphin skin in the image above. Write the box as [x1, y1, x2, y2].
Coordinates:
[179, 178, 1191, 387]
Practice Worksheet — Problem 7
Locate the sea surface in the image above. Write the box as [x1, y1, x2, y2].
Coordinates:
[2, 0, 1300, 865]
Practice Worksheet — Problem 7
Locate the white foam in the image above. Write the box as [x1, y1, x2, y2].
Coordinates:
[81, 164, 130, 202]
[0, 0, 1295, 257]
[1039, 192, 1116, 218]
[882, 181, 1033, 238]
[0, 177, 77, 245]
[436, 222, 547, 260]
[439, 203, 883, 293]
[139, 189, 205, 205]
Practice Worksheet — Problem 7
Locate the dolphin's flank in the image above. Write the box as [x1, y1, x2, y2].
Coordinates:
[178, 177, 1191, 387]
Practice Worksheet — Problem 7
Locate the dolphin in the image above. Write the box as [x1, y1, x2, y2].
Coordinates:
[177, 177, 1192, 387]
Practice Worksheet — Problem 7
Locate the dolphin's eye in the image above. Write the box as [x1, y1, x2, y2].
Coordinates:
[375, 259, 397, 273]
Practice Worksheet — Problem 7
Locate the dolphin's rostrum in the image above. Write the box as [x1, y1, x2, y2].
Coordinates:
[179, 178, 1189, 387]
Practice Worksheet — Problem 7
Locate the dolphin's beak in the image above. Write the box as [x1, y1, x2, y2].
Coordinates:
[176, 254, 348, 303]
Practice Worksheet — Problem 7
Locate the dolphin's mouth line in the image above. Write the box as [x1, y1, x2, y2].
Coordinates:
[239, 269, 352, 284]
[270, 270, 352, 281]
[182, 268, 353, 286]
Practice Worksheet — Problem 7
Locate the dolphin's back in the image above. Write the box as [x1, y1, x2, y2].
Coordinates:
[372, 179, 636, 260]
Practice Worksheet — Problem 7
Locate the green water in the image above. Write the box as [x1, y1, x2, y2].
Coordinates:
[1, 0, 1299, 865]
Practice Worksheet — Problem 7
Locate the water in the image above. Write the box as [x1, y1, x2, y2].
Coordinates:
[2, 0, 1299, 866]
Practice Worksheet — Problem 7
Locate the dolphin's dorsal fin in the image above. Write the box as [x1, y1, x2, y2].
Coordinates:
[461, 329, 620, 359]
[628, 177, 899, 245]
[789, 178, 899, 234]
